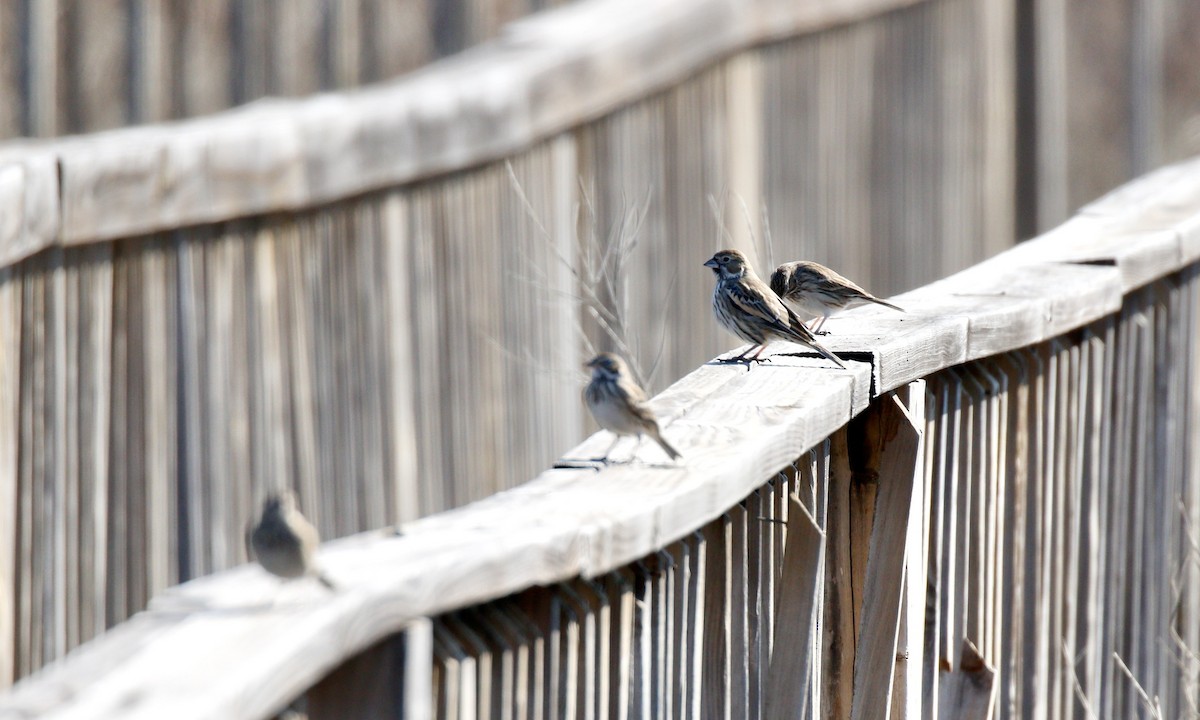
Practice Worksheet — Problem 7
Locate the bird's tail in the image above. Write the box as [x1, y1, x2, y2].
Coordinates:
[869, 297, 905, 313]
[782, 319, 846, 369]
[651, 429, 682, 461]
[804, 335, 846, 369]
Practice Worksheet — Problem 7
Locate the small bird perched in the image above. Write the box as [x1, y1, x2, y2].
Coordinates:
[704, 249, 845, 368]
[584, 352, 681, 463]
[248, 491, 335, 590]
[770, 260, 904, 334]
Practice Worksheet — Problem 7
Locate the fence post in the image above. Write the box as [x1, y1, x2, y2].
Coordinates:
[848, 392, 923, 720]
[306, 618, 432, 720]
[764, 494, 825, 719]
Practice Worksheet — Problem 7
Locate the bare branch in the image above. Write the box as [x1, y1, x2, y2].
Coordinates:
[644, 267, 678, 387]
[761, 201, 776, 271]
[1113, 653, 1163, 719]
[707, 193, 737, 250]
[1060, 639, 1098, 720]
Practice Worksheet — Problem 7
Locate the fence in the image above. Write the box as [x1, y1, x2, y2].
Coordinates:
[0, 0, 1199, 700]
[3, 153, 1200, 718]
[0, 0, 1022, 684]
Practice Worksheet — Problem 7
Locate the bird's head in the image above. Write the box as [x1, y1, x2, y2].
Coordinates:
[585, 352, 627, 380]
[261, 490, 297, 519]
[704, 249, 749, 279]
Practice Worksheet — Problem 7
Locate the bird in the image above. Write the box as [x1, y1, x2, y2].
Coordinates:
[584, 352, 681, 463]
[248, 491, 335, 590]
[704, 249, 845, 368]
[770, 260, 904, 334]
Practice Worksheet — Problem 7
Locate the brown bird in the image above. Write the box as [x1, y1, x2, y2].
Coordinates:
[770, 260, 904, 334]
[704, 249, 845, 368]
[248, 491, 335, 590]
[584, 352, 681, 462]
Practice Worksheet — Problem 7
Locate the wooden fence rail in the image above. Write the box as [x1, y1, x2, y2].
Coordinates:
[2, 150, 1199, 718]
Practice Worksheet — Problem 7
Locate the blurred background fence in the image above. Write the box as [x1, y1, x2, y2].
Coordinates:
[0, 0, 573, 137]
[0, 0, 1198, 691]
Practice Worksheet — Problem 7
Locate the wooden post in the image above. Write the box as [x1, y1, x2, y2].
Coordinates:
[848, 393, 923, 720]
[893, 382, 928, 720]
[307, 618, 432, 720]
[702, 514, 732, 720]
[764, 494, 825, 719]
[823, 428, 856, 719]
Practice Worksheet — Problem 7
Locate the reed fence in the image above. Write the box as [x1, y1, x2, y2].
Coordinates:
[3, 150, 1199, 719]
[0, 0, 575, 139]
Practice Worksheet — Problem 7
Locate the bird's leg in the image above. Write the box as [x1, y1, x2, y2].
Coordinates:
[811, 313, 831, 335]
[630, 435, 645, 462]
[719, 344, 770, 368]
[732, 345, 756, 361]
[594, 434, 622, 463]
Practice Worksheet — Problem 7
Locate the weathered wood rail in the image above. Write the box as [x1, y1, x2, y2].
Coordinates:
[3, 153, 1199, 718]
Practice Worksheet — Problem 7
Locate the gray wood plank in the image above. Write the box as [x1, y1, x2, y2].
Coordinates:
[0, 3, 21, 137]
[63, 0, 130, 132]
[0, 266, 21, 688]
[821, 429, 855, 720]
[849, 395, 922, 720]
[0, 151, 60, 267]
[763, 495, 824, 720]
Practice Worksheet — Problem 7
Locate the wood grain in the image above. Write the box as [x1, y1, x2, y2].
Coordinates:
[849, 395, 922, 719]
[763, 495, 824, 719]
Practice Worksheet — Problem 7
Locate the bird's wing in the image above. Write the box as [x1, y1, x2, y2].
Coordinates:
[727, 277, 792, 329]
[808, 264, 875, 300]
[289, 512, 322, 555]
[630, 401, 660, 428]
[616, 379, 660, 427]
[619, 376, 648, 404]
[783, 304, 820, 341]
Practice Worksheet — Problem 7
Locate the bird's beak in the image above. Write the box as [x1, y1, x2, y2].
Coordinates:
[703, 258, 718, 269]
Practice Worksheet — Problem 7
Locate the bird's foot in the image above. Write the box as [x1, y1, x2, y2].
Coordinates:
[553, 458, 608, 471]
[717, 355, 770, 370]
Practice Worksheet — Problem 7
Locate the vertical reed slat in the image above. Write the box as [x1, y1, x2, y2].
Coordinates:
[64, 0, 130, 132]
[701, 515, 731, 720]
[0, 2, 21, 136]
[0, 266, 21, 686]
